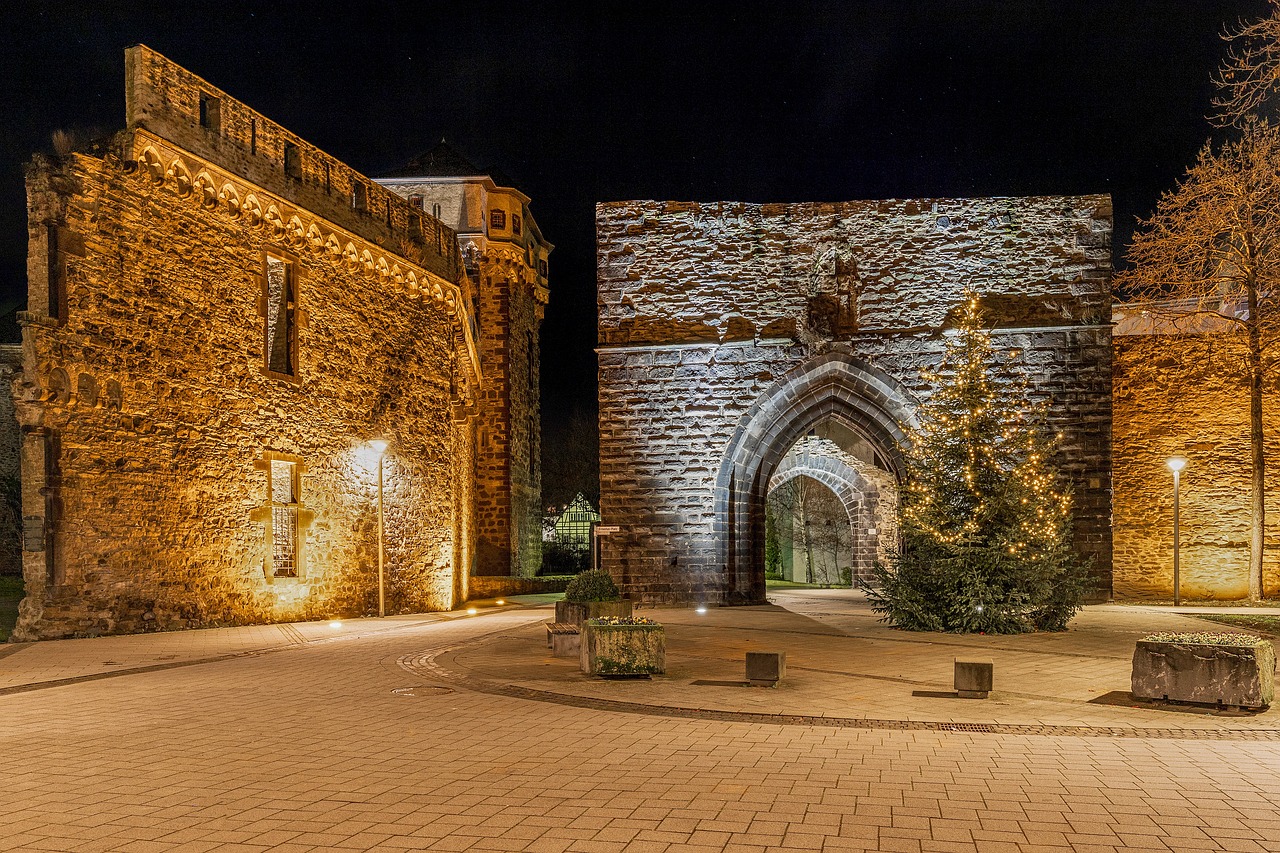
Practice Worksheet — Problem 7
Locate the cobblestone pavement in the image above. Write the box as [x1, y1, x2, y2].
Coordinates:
[2, 593, 1280, 852]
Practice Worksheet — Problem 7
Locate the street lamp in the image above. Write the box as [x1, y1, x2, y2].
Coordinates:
[368, 439, 389, 617]
[1167, 456, 1188, 606]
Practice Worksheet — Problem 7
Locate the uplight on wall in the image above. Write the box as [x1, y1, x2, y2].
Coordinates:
[368, 439, 390, 617]
[1167, 456, 1188, 606]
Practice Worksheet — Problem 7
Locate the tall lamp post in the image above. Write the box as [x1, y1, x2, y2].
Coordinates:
[368, 439, 389, 617]
[1167, 456, 1188, 607]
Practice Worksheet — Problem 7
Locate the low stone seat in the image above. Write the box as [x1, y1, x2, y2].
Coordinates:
[954, 658, 994, 699]
[746, 651, 786, 687]
[546, 621, 581, 658]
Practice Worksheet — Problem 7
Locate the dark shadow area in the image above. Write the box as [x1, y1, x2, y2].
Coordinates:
[911, 690, 962, 699]
[691, 679, 751, 688]
[1088, 690, 1266, 716]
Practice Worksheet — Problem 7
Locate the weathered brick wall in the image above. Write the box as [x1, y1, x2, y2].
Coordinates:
[11, 48, 482, 640]
[597, 196, 1113, 604]
[1113, 333, 1280, 599]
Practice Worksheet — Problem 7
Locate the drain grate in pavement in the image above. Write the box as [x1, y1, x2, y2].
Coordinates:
[391, 685, 453, 697]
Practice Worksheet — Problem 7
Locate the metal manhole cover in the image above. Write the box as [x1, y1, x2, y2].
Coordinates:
[391, 685, 453, 697]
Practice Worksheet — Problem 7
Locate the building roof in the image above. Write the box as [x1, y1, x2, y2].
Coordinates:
[379, 140, 485, 178]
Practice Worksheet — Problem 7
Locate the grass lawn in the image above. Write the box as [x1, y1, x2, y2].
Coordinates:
[765, 578, 852, 590]
[0, 574, 23, 642]
[1193, 613, 1280, 638]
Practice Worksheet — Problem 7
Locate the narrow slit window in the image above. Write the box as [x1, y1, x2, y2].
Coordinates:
[250, 118, 257, 155]
[199, 92, 221, 133]
[269, 459, 299, 578]
[283, 142, 302, 179]
[512, 213, 522, 235]
[352, 182, 367, 212]
[264, 255, 297, 378]
[432, 202, 442, 219]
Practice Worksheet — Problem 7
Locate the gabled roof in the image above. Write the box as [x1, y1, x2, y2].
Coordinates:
[379, 140, 484, 178]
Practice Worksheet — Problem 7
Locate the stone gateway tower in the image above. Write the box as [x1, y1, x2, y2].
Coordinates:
[9, 47, 543, 639]
[378, 145, 551, 578]
[596, 197, 1113, 605]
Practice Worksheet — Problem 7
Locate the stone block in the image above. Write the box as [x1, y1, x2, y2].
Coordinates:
[954, 658, 993, 699]
[555, 599, 632, 626]
[547, 622, 580, 658]
[1132, 637, 1275, 709]
[746, 651, 786, 686]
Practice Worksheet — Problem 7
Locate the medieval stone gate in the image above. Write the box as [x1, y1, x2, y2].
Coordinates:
[596, 196, 1113, 605]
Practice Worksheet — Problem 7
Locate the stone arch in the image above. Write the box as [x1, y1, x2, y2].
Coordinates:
[714, 353, 917, 603]
[768, 436, 899, 584]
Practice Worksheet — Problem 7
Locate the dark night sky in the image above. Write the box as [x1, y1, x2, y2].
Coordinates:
[0, 0, 1270, 428]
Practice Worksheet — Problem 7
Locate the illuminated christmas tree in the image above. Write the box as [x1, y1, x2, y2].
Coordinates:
[863, 291, 1091, 633]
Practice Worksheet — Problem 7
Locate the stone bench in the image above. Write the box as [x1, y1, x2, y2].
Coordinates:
[746, 651, 786, 687]
[546, 622, 581, 658]
[954, 658, 993, 699]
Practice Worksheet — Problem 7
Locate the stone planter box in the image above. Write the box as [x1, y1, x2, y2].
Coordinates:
[1132, 633, 1276, 709]
[580, 618, 665, 676]
[555, 599, 632, 626]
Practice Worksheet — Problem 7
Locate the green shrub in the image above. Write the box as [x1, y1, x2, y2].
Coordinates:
[564, 570, 621, 603]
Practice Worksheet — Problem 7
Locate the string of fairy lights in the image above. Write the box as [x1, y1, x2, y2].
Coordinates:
[901, 293, 1073, 558]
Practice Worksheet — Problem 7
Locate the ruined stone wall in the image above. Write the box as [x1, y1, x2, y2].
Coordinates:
[11, 47, 481, 640]
[597, 196, 1113, 604]
[1113, 333, 1280, 599]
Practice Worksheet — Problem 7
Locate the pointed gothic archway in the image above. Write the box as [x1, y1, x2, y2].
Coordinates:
[713, 353, 918, 603]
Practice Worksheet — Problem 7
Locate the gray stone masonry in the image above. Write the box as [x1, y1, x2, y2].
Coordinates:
[597, 196, 1112, 605]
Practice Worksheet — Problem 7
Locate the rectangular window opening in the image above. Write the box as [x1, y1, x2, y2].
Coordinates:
[283, 142, 302, 179]
[264, 255, 296, 378]
[269, 459, 299, 578]
[490, 209, 506, 230]
[198, 92, 221, 133]
[352, 182, 367, 212]
[512, 213, 522, 235]
[409, 194, 424, 210]
[250, 118, 257, 155]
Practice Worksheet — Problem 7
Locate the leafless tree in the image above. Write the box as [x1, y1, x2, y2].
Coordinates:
[1116, 122, 1280, 600]
[1215, 1, 1280, 127]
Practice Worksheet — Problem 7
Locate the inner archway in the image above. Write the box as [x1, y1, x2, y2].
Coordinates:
[766, 432, 899, 586]
[715, 353, 917, 603]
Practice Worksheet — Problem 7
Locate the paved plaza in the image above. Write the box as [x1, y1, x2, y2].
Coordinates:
[2, 590, 1280, 852]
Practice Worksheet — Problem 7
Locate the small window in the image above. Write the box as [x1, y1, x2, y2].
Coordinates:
[410, 213, 422, 233]
[352, 182, 367, 212]
[538, 258, 548, 278]
[199, 92, 221, 133]
[283, 142, 302, 179]
[267, 459, 300, 578]
[250, 119, 257, 155]
[490, 209, 506, 230]
[512, 213, 522, 235]
[432, 202, 442, 219]
[409, 194, 424, 210]
[264, 255, 297, 379]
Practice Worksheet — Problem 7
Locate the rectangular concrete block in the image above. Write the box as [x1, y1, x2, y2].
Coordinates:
[1132, 638, 1275, 708]
[954, 658, 993, 699]
[746, 651, 786, 687]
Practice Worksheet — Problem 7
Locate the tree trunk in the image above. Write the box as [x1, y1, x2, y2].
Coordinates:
[1248, 279, 1266, 600]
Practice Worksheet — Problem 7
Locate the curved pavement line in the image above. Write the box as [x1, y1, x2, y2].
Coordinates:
[398, 631, 1280, 742]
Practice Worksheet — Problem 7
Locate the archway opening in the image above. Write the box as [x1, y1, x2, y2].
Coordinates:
[765, 425, 900, 587]
[716, 355, 917, 604]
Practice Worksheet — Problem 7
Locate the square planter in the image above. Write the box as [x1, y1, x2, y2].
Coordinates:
[1132, 633, 1275, 709]
[555, 599, 632, 626]
[580, 618, 665, 676]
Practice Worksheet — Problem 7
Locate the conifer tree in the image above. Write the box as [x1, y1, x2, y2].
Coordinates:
[862, 292, 1091, 633]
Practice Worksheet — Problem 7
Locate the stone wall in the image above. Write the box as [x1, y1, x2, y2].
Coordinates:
[1113, 332, 1280, 599]
[11, 48, 482, 639]
[597, 196, 1113, 604]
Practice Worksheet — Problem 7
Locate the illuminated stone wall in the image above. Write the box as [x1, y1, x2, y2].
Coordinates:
[1113, 333, 1280, 599]
[597, 196, 1113, 604]
[11, 47, 482, 639]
